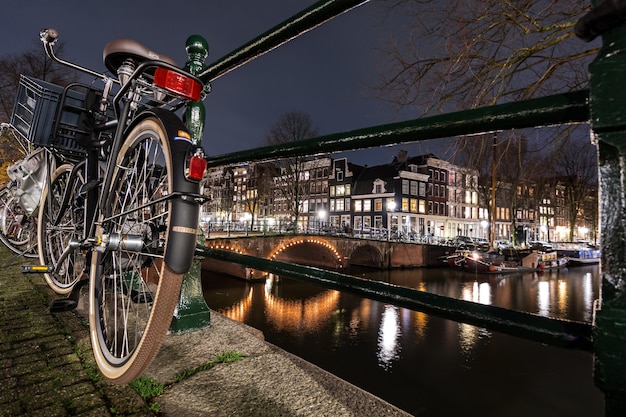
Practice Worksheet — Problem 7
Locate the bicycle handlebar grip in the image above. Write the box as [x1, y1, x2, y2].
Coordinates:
[42, 28, 59, 43]
[575, 0, 626, 42]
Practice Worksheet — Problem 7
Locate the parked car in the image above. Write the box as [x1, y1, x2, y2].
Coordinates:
[494, 239, 513, 250]
[453, 236, 474, 248]
[528, 240, 553, 251]
[473, 237, 491, 251]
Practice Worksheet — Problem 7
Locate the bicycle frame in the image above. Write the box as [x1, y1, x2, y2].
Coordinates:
[39, 29, 208, 277]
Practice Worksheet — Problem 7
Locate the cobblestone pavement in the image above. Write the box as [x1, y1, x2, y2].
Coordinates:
[0, 246, 155, 416]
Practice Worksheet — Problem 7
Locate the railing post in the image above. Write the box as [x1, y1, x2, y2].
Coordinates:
[170, 34, 212, 332]
[582, 1, 626, 414]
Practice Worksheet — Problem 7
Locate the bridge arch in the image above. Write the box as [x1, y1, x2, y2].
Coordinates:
[348, 244, 385, 269]
[268, 236, 345, 270]
[203, 241, 264, 279]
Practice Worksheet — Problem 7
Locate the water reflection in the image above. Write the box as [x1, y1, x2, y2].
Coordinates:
[202, 265, 603, 416]
[377, 305, 400, 369]
[265, 274, 340, 333]
[351, 265, 600, 322]
[215, 273, 341, 334]
[461, 281, 492, 305]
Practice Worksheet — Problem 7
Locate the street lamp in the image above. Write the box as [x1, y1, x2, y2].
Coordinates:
[480, 220, 489, 239]
[317, 209, 327, 233]
[387, 200, 396, 240]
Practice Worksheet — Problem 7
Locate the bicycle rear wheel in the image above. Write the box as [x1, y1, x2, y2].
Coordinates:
[89, 117, 184, 383]
[37, 164, 85, 294]
[0, 186, 38, 258]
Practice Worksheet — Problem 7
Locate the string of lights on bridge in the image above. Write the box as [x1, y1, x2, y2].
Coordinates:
[268, 237, 345, 269]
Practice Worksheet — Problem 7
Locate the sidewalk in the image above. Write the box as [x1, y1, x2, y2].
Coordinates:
[0, 246, 411, 416]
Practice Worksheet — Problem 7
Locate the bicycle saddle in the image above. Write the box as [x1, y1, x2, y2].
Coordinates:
[103, 39, 178, 74]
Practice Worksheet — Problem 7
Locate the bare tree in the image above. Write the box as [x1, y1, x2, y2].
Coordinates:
[264, 111, 319, 228]
[376, 1, 599, 241]
[554, 135, 598, 241]
[242, 162, 276, 231]
[453, 130, 536, 243]
[0, 42, 76, 174]
[0, 42, 75, 122]
[378, 0, 596, 113]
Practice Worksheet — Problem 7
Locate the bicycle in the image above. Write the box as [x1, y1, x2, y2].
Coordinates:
[0, 124, 40, 260]
[14, 28, 208, 383]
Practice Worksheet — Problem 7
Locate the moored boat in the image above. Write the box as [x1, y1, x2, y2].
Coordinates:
[534, 251, 569, 270]
[446, 250, 524, 274]
[446, 249, 568, 273]
[557, 247, 601, 266]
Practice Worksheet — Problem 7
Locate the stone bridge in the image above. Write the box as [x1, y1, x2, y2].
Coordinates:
[201, 234, 454, 280]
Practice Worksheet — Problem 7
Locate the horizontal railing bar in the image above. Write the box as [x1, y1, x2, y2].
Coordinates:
[196, 246, 593, 351]
[199, 0, 369, 83]
[205, 89, 589, 168]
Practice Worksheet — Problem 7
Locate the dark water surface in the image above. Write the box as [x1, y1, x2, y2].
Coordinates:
[202, 265, 604, 416]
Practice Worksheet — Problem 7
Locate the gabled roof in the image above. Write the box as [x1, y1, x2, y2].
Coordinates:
[352, 164, 399, 195]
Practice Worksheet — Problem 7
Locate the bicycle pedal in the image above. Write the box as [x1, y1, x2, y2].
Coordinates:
[22, 265, 53, 273]
[50, 298, 78, 313]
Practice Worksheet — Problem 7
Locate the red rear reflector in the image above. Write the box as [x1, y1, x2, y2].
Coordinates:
[154, 68, 202, 101]
[187, 155, 207, 181]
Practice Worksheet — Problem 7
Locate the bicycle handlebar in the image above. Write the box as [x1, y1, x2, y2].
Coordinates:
[40, 28, 108, 80]
[575, 0, 626, 42]
[40, 28, 58, 44]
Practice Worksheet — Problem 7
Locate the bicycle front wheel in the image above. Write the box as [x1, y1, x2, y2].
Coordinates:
[38, 164, 85, 294]
[90, 117, 184, 383]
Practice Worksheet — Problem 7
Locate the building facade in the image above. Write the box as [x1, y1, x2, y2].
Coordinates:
[201, 151, 597, 243]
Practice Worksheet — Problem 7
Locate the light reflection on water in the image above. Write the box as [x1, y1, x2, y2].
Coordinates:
[202, 265, 603, 416]
[377, 305, 400, 369]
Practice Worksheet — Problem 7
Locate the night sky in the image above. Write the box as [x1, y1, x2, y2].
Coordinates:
[2, 0, 448, 166]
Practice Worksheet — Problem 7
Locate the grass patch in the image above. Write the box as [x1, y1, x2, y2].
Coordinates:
[130, 376, 165, 400]
[216, 351, 246, 364]
[174, 350, 246, 383]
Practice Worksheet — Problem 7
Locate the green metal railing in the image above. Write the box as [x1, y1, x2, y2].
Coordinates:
[177, 1, 626, 415]
[204, 90, 589, 168]
[195, 245, 593, 351]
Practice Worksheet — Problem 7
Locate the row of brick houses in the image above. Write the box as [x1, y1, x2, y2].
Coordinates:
[202, 150, 598, 243]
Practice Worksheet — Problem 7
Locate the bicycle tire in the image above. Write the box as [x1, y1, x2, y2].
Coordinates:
[37, 164, 85, 295]
[89, 116, 184, 383]
[0, 186, 38, 258]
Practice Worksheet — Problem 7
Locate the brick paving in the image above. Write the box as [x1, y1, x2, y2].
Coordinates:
[0, 246, 154, 417]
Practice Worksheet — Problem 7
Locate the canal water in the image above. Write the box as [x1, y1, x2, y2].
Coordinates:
[201, 264, 604, 416]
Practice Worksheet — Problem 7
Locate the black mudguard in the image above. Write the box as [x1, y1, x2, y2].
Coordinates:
[127, 108, 201, 274]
